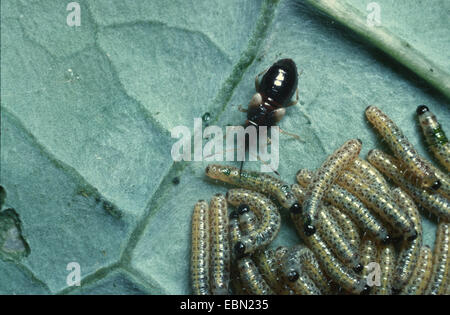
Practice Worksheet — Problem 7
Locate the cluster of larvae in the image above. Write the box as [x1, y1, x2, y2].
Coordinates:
[191, 105, 449, 295]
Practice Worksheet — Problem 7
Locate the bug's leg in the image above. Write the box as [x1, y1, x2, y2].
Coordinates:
[249, 93, 263, 110]
[279, 127, 303, 141]
[270, 108, 303, 142]
[237, 91, 264, 113]
[255, 68, 269, 91]
[256, 154, 280, 176]
[238, 105, 248, 113]
[239, 160, 245, 178]
[286, 88, 299, 107]
[272, 108, 286, 123]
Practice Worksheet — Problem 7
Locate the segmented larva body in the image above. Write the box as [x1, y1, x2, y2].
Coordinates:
[291, 245, 333, 295]
[292, 184, 361, 270]
[274, 246, 289, 270]
[297, 169, 389, 242]
[350, 158, 391, 195]
[209, 194, 230, 295]
[395, 236, 422, 292]
[239, 206, 259, 235]
[302, 139, 362, 235]
[228, 212, 247, 294]
[230, 263, 247, 295]
[372, 243, 396, 295]
[365, 105, 439, 189]
[331, 209, 361, 251]
[237, 257, 274, 295]
[273, 246, 296, 295]
[417, 105, 450, 172]
[291, 213, 366, 294]
[336, 170, 416, 240]
[191, 200, 210, 295]
[253, 249, 292, 295]
[289, 193, 366, 295]
[229, 211, 242, 246]
[226, 189, 281, 256]
[280, 245, 322, 295]
[400, 246, 433, 295]
[359, 236, 377, 283]
[425, 221, 449, 295]
[275, 246, 289, 260]
[206, 164, 300, 213]
[391, 187, 423, 291]
[233, 209, 286, 294]
[321, 207, 361, 269]
[391, 188, 423, 236]
[426, 161, 450, 200]
[368, 149, 450, 221]
[274, 246, 288, 277]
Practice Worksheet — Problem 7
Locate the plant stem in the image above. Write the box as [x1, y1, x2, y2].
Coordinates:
[305, 0, 450, 100]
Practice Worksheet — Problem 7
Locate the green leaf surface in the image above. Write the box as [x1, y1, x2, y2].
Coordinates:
[1, 0, 449, 294]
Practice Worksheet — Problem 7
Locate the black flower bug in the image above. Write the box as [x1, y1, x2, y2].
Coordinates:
[244, 58, 300, 131]
[238, 59, 301, 175]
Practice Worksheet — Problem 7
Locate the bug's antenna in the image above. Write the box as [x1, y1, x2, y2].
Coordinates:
[204, 149, 280, 176]
[278, 127, 304, 142]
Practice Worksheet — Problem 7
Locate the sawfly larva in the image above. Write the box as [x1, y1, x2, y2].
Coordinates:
[365, 105, 439, 190]
[191, 200, 210, 295]
[302, 139, 362, 236]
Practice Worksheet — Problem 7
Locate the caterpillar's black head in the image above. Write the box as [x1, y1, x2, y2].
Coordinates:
[416, 105, 429, 116]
